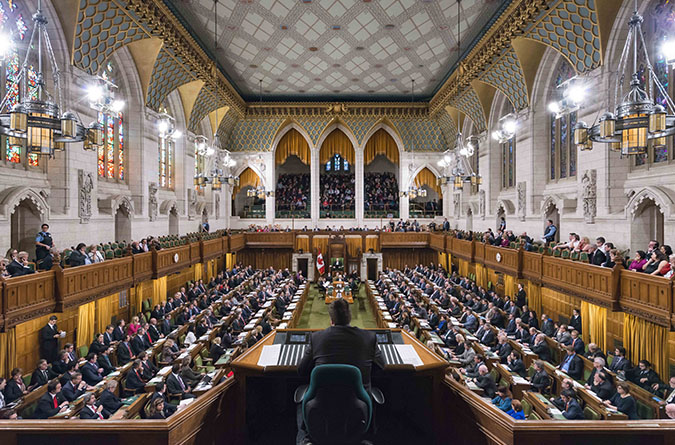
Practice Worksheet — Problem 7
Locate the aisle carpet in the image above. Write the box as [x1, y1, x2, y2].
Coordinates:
[295, 284, 378, 329]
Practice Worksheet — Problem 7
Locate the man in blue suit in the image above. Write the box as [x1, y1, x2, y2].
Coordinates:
[561, 389, 584, 419]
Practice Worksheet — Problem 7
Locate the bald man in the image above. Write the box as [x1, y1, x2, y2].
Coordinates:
[666, 403, 675, 419]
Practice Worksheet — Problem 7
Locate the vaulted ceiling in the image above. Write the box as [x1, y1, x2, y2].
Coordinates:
[165, 0, 510, 101]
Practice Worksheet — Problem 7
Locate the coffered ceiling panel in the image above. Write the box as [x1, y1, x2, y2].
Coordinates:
[166, 0, 510, 101]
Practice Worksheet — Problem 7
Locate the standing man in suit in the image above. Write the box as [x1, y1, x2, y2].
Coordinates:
[34, 380, 69, 419]
[569, 308, 582, 335]
[39, 316, 61, 363]
[297, 299, 384, 445]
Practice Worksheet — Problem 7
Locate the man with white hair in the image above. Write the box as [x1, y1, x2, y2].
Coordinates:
[472, 364, 497, 398]
[666, 403, 675, 419]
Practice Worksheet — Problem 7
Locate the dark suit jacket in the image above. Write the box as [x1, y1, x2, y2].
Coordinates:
[5, 380, 26, 403]
[480, 330, 496, 347]
[609, 356, 630, 372]
[532, 342, 552, 363]
[125, 369, 146, 393]
[508, 359, 527, 377]
[34, 393, 62, 419]
[81, 362, 103, 386]
[99, 389, 123, 413]
[39, 323, 59, 363]
[150, 391, 177, 416]
[79, 404, 111, 419]
[531, 370, 551, 393]
[30, 368, 56, 388]
[61, 380, 86, 401]
[68, 250, 87, 267]
[166, 373, 189, 397]
[298, 325, 385, 391]
[563, 399, 584, 419]
[113, 326, 125, 342]
[569, 315, 582, 334]
[561, 354, 584, 380]
[475, 374, 497, 398]
[131, 335, 147, 355]
[117, 342, 134, 365]
[98, 354, 115, 376]
[571, 338, 585, 355]
[7, 260, 35, 277]
[591, 250, 606, 266]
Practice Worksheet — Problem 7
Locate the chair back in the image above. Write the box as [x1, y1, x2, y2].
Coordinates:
[302, 364, 372, 445]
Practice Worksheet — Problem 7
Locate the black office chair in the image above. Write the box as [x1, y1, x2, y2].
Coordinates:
[294, 364, 384, 445]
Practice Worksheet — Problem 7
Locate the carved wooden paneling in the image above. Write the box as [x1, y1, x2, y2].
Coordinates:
[153, 245, 192, 278]
[58, 259, 133, 310]
[222, 236, 229, 253]
[483, 245, 521, 277]
[541, 257, 620, 310]
[132, 252, 153, 284]
[244, 232, 295, 248]
[201, 237, 225, 262]
[189, 241, 201, 265]
[619, 270, 673, 328]
[230, 234, 245, 252]
[237, 248, 292, 270]
[429, 233, 445, 251]
[3, 271, 57, 329]
[473, 242, 485, 263]
[522, 251, 543, 284]
[379, 232, 429, 248]
[450, 238, 474, 262]
[382, 248, 437, 270]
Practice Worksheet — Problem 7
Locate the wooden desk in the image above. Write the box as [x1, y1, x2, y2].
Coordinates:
[231, 328, 448, 445]
[324, 284, 354, 304]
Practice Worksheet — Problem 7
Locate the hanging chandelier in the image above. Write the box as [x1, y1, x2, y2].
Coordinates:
[0, 0, 102, 158]
[574, 0, 675, 155]
[491, 113, 518, 144]
[195, 135, 215, 157]
[247, 185, 272, 199]
[399, 79, 426, 199]
[438, 133, 482, 190]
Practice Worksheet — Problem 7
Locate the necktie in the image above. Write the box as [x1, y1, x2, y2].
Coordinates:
[126, 343, 132, 356]
[147, 332, 152, 344]
[97, 409, 103, 420]
[53, 395, 58, 408]
[43, 370, 48, 380]
[178, 375, 185, 390]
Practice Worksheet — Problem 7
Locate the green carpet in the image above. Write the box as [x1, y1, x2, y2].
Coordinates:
[296, 284, 378, 329]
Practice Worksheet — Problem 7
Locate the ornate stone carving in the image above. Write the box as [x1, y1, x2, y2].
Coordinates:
[148, 182, 158, 222]
[215, 193, 221, 220]
[453, 193, 460, 217]
[78, 170, 94, 223]
[581, 169, 596, 224]
[479, 189, 486, 220]
[187, 189, 197, 221]
[517, 181, 526, 221]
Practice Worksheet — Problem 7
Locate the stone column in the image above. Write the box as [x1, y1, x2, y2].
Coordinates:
[355, 145, 364, 225]
[311, 147, 319, 226]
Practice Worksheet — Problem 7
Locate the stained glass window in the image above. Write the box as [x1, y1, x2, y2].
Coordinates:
[97, 111, 124, 180]
[634, 0, 675, 167]
[501, 138, 515, 189]
[159, 137, 174, 189]
[549, 59, 577, 181]
[1, 1, 39, 167]
[325, 154, 348, 172]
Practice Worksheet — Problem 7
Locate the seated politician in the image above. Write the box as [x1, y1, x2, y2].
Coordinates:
[296, 298, 385, 445]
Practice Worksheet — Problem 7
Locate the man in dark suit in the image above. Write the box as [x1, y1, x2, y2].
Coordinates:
[632, 360, 662, 391]
[148, 319, 163, 342]
[98, 348, 115, 376]
[39, 315, 61, 363]
[79, 393, 110, 419]
[29, 359, 57, 389]
[160, 314, 174, 336]
[569, 308, 582, 335]
[166, 363, 195, 399]
[34, 380, 68, 419]
[131, 330, 149, 355]
[531, 334, 552, 362]
[541, 314, 556, 337]
[561, 390, 584, 419]
[609, 347, 630, 373]
[103, 325, 115, 346]
[558, 345, 584, 380]
[117, 335, 135, 365]
[570, 330, 585, 355]
[589, 245, 606, 266]
[61, 372, 87, 402]
[125, 360, 147, 394]
[472, 364, 497, 398]
[297, 299, 385, 445]
[507, 351, 527, 378]
[7, 251, 35, 277]
[99, 380, 123, 413]
[492, 335, 512, 364]
[113, 320, 126, 342]
[81, 353, 103, 386]
[530, 360, 551, 393]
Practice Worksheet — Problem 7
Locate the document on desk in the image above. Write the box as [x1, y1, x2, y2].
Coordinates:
[258, 344, 282, 367]
[395, 344, 424, 367]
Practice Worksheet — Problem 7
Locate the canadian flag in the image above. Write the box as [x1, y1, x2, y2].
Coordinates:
[316, 250, 325, 275]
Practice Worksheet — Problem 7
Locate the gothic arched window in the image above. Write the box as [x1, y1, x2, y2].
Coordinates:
[325, 153, 349, 172]
[1, 1, 40, 168]
[158, 106, 174, 189]
[634, 0, 674, 166]
[549, 59, 577, 181]
[501, 137, 515, 189]
[97, 62, 125, 181]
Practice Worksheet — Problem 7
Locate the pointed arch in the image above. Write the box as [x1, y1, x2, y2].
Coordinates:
[316, 120, 359, 153]
[159, 199, 178, 216]
[233, 166, 264, 195]
[273, 122, 313, 165]
[318, 127, 356, 165]
[410, 166, 442, 196]
[0, 187, 50, 220]
[625, 187, 675, 221]
[362, 127, 401, 165]
[496, 199, 516, 216]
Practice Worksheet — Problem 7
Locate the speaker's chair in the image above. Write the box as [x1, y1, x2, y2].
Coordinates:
[295, 364, 383, 445]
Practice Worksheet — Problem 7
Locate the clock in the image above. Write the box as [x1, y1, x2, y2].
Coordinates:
[496, 252, 502, 263]
[173, 253, 179, 263]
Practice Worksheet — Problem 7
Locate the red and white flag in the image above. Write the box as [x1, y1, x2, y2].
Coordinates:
[316, 250, 325, 275]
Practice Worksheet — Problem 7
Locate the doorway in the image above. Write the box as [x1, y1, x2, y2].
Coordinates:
[10, 198, 43, 260]
[367, 258, 378, 281]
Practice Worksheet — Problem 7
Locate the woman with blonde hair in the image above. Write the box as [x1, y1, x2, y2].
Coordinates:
[88, 245, 104, 263]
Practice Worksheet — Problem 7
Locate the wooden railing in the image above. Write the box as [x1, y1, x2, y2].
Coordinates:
[1, 231, 674, 331]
